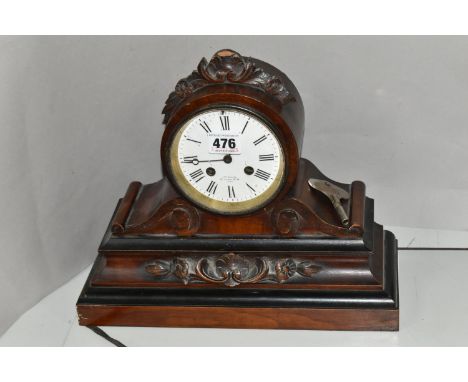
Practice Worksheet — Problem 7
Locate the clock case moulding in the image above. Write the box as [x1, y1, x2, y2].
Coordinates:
[77, 50, 399, 331]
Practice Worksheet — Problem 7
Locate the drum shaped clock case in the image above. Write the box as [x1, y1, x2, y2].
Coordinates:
[77, 50, 399, 331]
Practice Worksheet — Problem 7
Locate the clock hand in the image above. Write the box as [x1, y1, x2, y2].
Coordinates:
[185, 155, 232, 165]
[183, 158, 223, 165]
[195, 159, 224, 163]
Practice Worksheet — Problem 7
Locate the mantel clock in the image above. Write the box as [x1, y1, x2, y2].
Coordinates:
[77, 50, 399, 331]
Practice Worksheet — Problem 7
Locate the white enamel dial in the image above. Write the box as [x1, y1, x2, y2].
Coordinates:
[169, 108, 285, 214]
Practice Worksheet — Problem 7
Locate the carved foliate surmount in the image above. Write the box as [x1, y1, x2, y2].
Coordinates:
[145, 252, 321, 287]
[162, 49, 296, 124]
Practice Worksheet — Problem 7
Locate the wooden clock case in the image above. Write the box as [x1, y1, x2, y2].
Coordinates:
[77, 50, 399, 331]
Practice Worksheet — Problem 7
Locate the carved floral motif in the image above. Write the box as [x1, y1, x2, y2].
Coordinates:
[275, 259, 297, 282]
[174, 258, 190, 284]
[144, 253, 321, 287]
[145, 262, 170, 277]
[162, 49, 295, 124]
[196, 252, 268, 287]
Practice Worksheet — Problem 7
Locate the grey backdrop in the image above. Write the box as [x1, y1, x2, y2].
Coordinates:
[1, 36, 467, 336]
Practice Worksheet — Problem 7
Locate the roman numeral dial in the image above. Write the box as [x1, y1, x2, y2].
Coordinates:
[259, 154, 275, 161]
[253, 135, 267, 146]
[189, 168, 204, 182]
[200, 121, 211, 133]
[228, 185, 236, 198]
[254, 169, 271, 181]
[219, 115, 230, 130]
[206, 181, 217, 194]
[170, 108, 285, 214]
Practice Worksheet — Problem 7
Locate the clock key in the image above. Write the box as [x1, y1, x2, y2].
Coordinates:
[308, 179, 350, 227]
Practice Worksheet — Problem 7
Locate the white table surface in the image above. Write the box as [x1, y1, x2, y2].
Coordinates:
[1, 226, 467, 346]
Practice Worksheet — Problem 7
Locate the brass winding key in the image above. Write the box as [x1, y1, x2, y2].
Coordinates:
[308, 179, 350, 227]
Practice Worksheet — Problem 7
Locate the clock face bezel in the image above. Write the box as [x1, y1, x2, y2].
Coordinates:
[165, 105, 287, 215]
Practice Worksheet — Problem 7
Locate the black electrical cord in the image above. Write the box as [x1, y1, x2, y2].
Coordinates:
[87, 326, 126, 347]
[398, 247, 468, 250]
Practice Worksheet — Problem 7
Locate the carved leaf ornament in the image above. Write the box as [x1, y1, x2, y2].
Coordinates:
[162, 49, 295, 124]
[145, 253, 321, 287]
